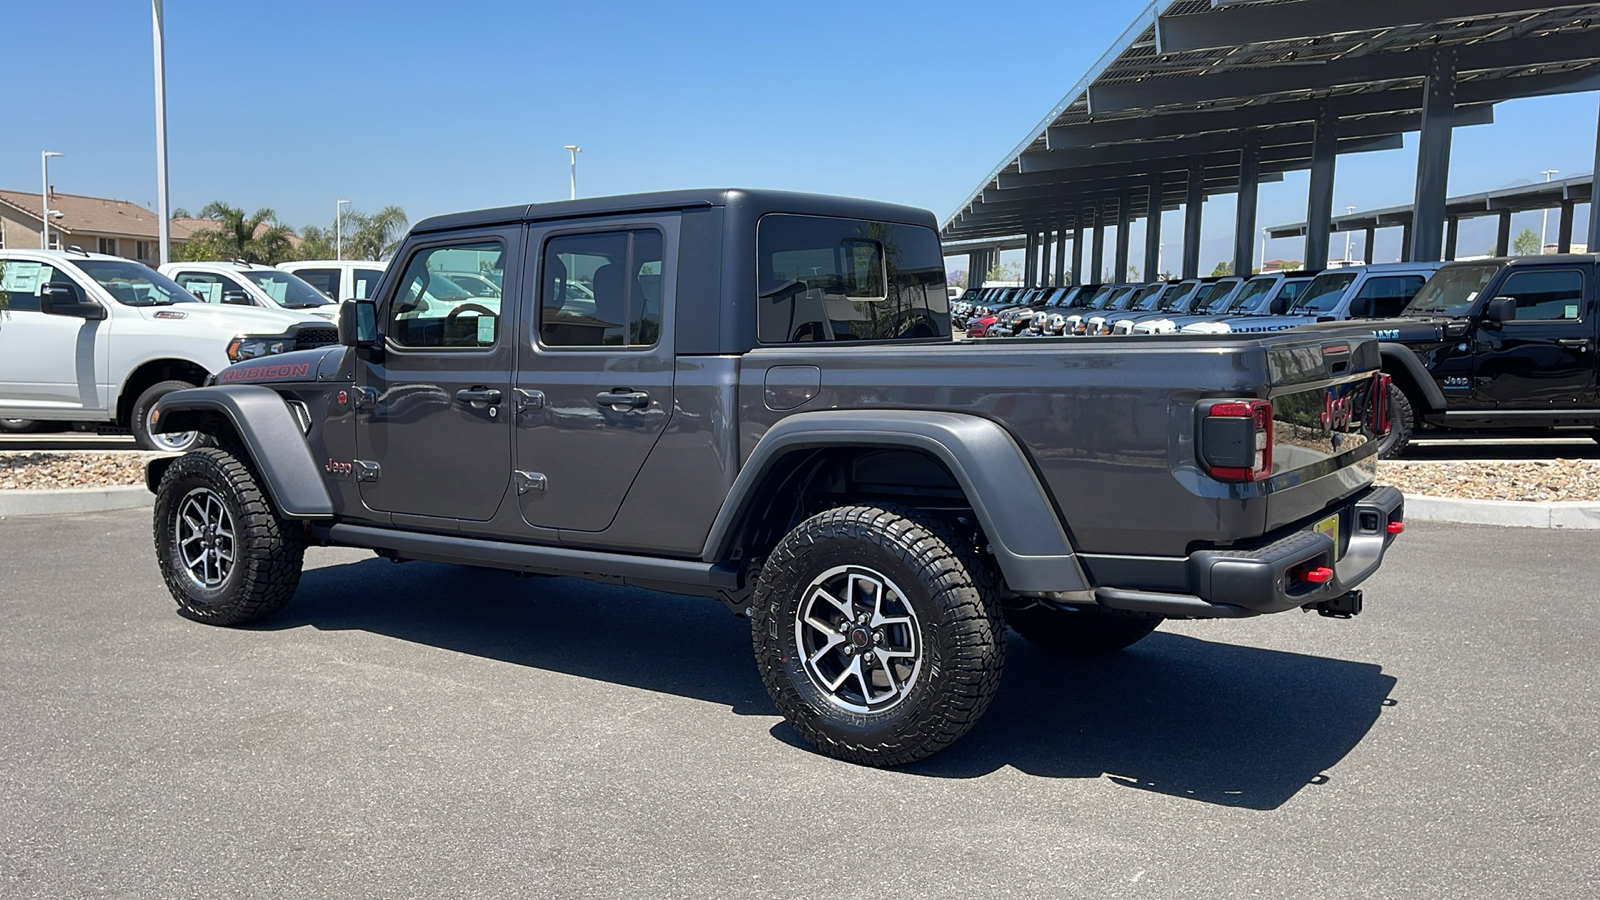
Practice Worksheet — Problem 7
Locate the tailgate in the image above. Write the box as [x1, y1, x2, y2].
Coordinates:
[1260, 334, 1386, 533]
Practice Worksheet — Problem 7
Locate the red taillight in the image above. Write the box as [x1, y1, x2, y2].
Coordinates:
[1201, 399, 1273, 482]
[1372, 373, 1392, 436]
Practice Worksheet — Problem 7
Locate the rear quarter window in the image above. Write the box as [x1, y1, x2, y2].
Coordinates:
[757, 214, 949, 343]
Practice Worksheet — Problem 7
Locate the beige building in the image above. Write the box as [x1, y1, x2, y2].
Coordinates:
[0, 188, 200, 261]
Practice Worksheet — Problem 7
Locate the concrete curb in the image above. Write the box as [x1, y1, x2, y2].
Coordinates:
[0, 486, 152, 518]
[1404, 495, 1600, 529]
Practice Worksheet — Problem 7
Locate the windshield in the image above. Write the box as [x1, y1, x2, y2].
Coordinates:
[1191, 282, 1233, 313]
[1160, 282, 1202, 312]
[1108, 286, 1140, 309]
[1403, 264, 1502, 317]
[1080, 286, 1114, 309]
[1288, 271, 1359, 314]
[241, 270, 334, 309]
[1224, 278, 1275, 313]
[1128, 285, 1165, 311]
[69, 260, 198, 306]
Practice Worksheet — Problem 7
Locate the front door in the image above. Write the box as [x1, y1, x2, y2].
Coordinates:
[0, 257, 109, 413]
[355, 230, 518, 521]
[1473, 267, 1597, 407]
[513, 218, 677, 534]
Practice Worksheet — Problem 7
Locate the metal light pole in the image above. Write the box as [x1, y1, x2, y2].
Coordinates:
[152, 0, 171, 265]
[1343, 206, 1355, 263]
[564, 145, 581, 200]
[336, 199, 349, 260]
[1539, 169, 1559, 253]
[40, 151, 63, 248]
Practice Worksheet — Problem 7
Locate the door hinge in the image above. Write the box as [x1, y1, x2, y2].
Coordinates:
[514, 388, 545, 414]
[353, 460, 381, 482]
[514, 470, 547, 495]
[353, 387, 378, 409]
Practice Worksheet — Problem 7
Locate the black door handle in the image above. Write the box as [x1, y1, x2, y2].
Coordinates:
[596, 389, 650, 410]
[1556, 338, 1591, 351]
[455, 387, 503, 405]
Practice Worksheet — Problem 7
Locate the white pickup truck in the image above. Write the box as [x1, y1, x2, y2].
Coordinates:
[0, 250, 338, 450]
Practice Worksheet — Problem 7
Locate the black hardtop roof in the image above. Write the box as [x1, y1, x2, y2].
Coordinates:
[1436, 254, 1600, 270]
[411, 188, 938, 235]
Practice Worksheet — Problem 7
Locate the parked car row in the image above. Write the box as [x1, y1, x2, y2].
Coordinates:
[956, 255, 1600, 458]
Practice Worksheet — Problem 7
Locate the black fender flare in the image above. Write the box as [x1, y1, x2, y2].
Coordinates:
[1378, 344, 1448, 413]
[144, 385, 333, 518]
[701, 410, 1088, 595]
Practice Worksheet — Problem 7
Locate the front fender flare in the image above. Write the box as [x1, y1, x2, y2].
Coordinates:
[1379, 344, 1448, 413]
[702, 410, 1088, 595]
[145, 385, 333, 518]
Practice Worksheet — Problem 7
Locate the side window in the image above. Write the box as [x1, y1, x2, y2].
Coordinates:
[1349, 276, 1426, 318]
[354, 269, 385, 300]
[171, 271, 227, 303]
[757, 214, 950, 343]
[294, 268, 340, 299]
[1497, 270, 1585, 322]
[539, 229, 662, 348]
[388, 241, 504, 349]
[0, 261, 60, 312]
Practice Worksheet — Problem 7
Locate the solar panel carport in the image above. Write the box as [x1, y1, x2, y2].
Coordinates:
[943, 1, 1600, 290]
[1264, 172, 1593, 260]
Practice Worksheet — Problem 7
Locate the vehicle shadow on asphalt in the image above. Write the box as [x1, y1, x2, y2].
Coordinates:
[274, 558, 1395, 811]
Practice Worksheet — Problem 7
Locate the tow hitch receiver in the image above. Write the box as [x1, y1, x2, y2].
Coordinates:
[1307, 590, 1362, 619]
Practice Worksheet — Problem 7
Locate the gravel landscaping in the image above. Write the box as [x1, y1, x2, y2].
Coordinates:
[0, 451, 165, 491]
[4, 450, 1600, 503]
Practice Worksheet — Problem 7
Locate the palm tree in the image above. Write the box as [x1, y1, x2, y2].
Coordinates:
[344, 206, 408, 261]
[180, 202, 296, 264]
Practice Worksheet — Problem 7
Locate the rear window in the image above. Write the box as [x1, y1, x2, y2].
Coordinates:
[1289, 271, 1359, 314]
[758, 214, 949, 343]
[293, 267, 340, 299]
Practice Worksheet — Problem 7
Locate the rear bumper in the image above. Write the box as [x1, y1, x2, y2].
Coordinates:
[1096, 485, 1404, 618]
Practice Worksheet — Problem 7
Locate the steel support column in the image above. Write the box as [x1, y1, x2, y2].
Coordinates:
[1591, 98, 1600, 253]
[1054, 223, 1067, 286]
[1024, 232, 1037, 287]
[1557, 200, 1575, 253]
[1410, 48, 1458, 262]
[1071, 222, 1084, 285]
[1144, 172, 1162, 281]
[1234, 132, 1260, 277]
[1304, 103, 1338, 269]
[1496, 210, 1512, 256]
[1400, 222, 1413, 262]
[1113, 189, 1130, 281]
[1363, 226, 1375, 264]
[1090, 209, 1105, 283]
[1445, 216, 1459, 260]
[1182, 164, 1203, 279]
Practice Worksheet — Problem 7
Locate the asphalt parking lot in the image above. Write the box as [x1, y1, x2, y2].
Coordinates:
[2, 510, 1596, 898]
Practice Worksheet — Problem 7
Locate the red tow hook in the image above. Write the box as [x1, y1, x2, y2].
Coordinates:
[1299, 566, 1334, 584]
[1387, 520, 1405, 534]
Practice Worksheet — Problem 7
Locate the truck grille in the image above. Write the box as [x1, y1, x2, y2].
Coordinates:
[295, 327, 339, 349]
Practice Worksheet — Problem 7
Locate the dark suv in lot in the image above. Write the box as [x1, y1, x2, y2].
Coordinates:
[144, 189, 1403, 767]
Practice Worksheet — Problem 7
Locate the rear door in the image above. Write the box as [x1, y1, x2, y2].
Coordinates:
[512, 215, 677, 534]
[355, 230, 517, 521]
[1473, 267, 1596, 407]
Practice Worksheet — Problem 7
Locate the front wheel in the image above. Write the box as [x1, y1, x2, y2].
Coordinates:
[1376, 382, 1415, 459]
[131, 379, 209, 452]
[1005, 604, 1160, 655]
[751, 504, 1005, 767]
[153, 447, 304, 625]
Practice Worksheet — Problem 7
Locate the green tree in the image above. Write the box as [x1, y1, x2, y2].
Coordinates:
[1210, 261, 1234, 277]
[177, 202, 296, 264]
[985, 260, 1021, 285]
[947, 269, 968, 290]
[343, 206, 409, 261]
[1512, 227, 1542, 256]
[296, 224, 336, 260]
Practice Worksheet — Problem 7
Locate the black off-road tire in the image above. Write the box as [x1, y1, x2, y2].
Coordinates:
[153, 447, 304, 626]
[1004, 604, 1160, 656]
[751, 504, 1005, 767]
[1376, 383, 1414, 460]
[131, 379, 211, 452]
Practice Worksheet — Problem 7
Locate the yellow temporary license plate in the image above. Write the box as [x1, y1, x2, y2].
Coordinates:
[1316, 513, 1342, 560]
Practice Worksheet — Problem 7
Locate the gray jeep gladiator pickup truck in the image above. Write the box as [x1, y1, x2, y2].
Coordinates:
[144, 189, 1404, 766]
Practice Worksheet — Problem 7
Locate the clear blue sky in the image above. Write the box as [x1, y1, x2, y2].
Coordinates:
[4, 0, 1595, 272]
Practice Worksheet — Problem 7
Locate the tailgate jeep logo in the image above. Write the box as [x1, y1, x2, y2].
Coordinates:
[1321, 390, 1354, 434]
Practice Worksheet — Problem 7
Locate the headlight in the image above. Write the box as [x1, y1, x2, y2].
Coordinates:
[227, 336, 294, 362]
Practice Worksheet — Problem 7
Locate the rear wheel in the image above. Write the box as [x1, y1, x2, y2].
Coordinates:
[751, 504, 1005, 767]
[0, 418, 40, 433]
[1005, 604, 1160, 655]
[153, 447, 304, 625]
[1376, 383, 1414, 459]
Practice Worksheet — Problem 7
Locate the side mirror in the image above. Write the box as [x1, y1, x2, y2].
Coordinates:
[1483, 296, 1517, 326]
[38, 282, 106, 320]
[220, 289, 252, 306]
[1269, 295, 1289, 315]
[338, 300, 379, 348]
